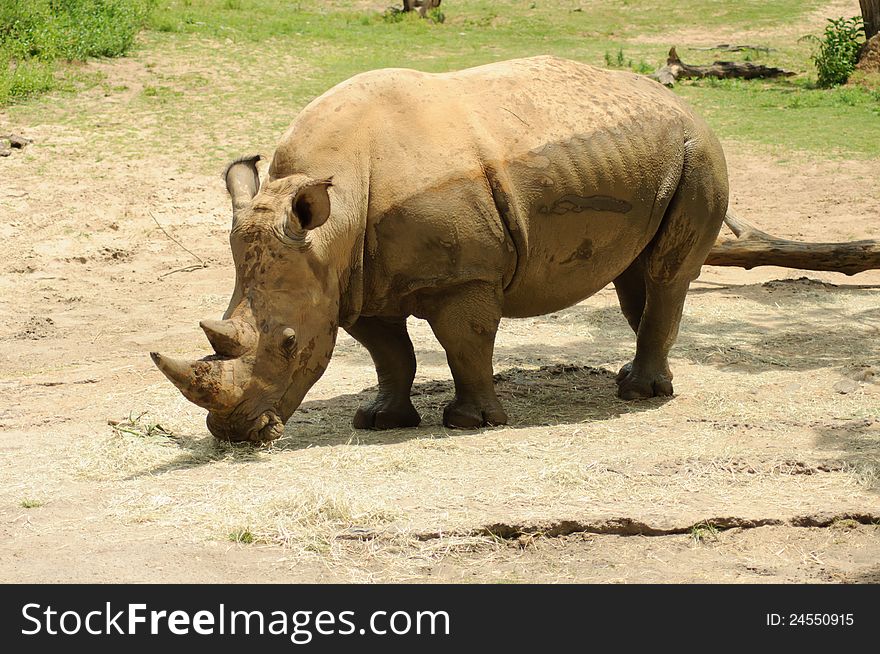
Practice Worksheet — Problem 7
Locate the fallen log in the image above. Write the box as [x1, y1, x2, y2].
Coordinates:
[692, 44, 773, 53]
[650, 47, 795, 87]
[705, 212, 880, 276]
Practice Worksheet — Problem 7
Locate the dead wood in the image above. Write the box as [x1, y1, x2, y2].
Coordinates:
[650, 47, 795, 87]
[705, 212, 880, 276]
[692, 44, 773, 53]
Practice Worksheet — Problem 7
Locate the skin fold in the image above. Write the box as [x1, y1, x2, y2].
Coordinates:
[152, 55, 729, 442]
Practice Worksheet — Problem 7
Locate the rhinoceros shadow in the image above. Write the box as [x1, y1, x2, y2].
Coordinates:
[272, 363, 670, 452]
[129, 363, 670, 478]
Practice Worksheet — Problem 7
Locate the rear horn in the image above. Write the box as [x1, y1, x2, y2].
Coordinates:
[200, 318, 256, 357]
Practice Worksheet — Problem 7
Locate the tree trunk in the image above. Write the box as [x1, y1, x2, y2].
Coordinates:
[402, 0, 441, 16]
[705, 213, 880, 276]
[861, 0, 880, 40]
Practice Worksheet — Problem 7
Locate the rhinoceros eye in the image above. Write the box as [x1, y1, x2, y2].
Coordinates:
[281, 327, 297, 358]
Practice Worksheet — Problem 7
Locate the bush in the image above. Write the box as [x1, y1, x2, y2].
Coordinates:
[807, 16, 865, 88]
[0, 0, 153, 103]
[1, 0, 155, 61]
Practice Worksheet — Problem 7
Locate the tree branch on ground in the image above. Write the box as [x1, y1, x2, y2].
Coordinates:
[650, 47, 795, 87]
[705, 213, 880, 275]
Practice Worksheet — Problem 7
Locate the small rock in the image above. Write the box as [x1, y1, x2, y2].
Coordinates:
[7, 133, 33, 149]
[0, 147, 11, 157]
[852, 367, 877, 383]
[833, 379, 859, 394]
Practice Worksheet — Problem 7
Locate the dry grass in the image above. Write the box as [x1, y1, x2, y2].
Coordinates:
[53, 271, 876, 575]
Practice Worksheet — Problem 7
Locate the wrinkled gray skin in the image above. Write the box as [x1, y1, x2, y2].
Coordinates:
[152, 56, 728, 442]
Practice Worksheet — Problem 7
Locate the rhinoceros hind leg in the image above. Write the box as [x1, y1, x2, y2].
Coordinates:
[425, 282, 508, 429]
[443, 397, 507, 429]
[616, 359, 675, 400]
[612, 256, 646, 335]
[617, 139, 727, 401]
[346, 316, 421, 429]
[615, 270, 689, 401]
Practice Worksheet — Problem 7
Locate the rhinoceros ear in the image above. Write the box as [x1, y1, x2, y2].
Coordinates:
[290, 178, 333, 231]
[224, 154, 262, 219]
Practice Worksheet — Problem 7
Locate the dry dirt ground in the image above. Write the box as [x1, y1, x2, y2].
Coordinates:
[1, 20, 878, 583]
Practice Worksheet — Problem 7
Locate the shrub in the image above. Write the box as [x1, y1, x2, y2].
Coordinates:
[1, 0, 155, 62]
[0, 0, 154, 103]
[806, 16, 865, 88]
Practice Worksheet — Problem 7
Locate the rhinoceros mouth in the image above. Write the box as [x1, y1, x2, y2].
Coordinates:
[206, 409, 284, 443]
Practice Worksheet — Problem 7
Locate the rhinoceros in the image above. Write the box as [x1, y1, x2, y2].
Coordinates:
[151, 55, 728, 442]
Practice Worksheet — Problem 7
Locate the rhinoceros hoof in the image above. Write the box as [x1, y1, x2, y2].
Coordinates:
[353, 399, 421, 430]
[615, 362, 634, 384]
[443, 398, 508, 429]
[616, 366, 674, 400]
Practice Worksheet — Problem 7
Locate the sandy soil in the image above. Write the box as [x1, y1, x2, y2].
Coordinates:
[1, 18, 878, 583]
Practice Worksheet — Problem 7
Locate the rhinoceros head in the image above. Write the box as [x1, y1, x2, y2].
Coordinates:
[151, 155, 340, 442]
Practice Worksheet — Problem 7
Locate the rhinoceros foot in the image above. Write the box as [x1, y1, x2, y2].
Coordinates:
[442, 397, 508, 430]
[615, 362, 674, 400]
[353, 398, 421, 430]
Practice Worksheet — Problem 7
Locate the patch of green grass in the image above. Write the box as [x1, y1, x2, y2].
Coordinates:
[109, 412, 177, 439]
[141, 83, 182, 101]
[20, 499, 45, 509]
[145, 0, 826, 42]
[604, 47, 653, 75]
[690, 522, 720, 544]
[0, 54, 56, 104]
[679, 78, 880, 158]
[228, 527, 255, 544]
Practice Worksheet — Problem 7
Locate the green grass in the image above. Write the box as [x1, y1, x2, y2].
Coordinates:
[678, 78, 880, 158]
[140, 0, 880, 159]
[20, 499, 45, 508]
[0, 0, 155, 103]
[4, 0, 879, 159]
[228, 527, 255, 544]
[690, 522, 720, 544]
[145, 0, 826, 42]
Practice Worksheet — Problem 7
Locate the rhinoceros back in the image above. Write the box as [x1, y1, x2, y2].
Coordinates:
[270, 56, 722, 318]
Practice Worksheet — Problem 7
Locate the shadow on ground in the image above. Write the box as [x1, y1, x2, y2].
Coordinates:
[135, 277, 877, 477]
[812, 419, 880, 497]
[539, 277, 880, 373]
[131, 364, 671, 477]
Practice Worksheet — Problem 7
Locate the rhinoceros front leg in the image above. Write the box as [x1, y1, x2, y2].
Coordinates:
[424, 282, 508, 429]
[346, 316, 421, 429]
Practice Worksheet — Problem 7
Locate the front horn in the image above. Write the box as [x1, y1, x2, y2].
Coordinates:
[150, 352, 244, 412]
